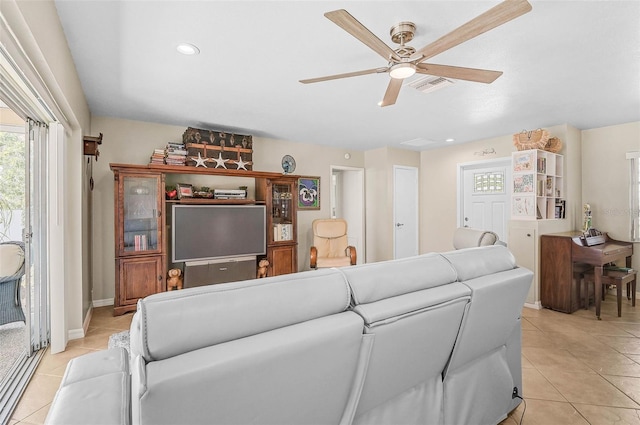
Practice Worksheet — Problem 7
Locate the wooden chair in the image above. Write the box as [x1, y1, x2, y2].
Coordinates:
[583, 269, 637, 317]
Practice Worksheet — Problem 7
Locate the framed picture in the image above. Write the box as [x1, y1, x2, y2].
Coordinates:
[176, 183, 193, 199]
[297, 176, 320, 210]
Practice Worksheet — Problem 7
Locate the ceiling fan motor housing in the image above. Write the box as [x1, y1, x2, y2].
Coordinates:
[390, 22, 416, 45]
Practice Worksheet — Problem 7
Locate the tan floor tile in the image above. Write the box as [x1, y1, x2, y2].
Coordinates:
[509, 399, 588, 425]
[540, 370, 639, 408]
[600, 336, 640, 355]
[66, 332, 110, 350]
[522, 346, 594, 374]
[522, 329, 556, 349]
[17, 403, 50, 425]
[521, 318, 539, 331]
[522, 368, 566, 402]
[522, 354, 535, 369]
[573, 404, 640, 425]
[10, 374, 61, 421]
[617, 324, 640, 338]
[35, 346, 95, 376]
[605, 375, 640, 406]
[571, 350, 640, 377]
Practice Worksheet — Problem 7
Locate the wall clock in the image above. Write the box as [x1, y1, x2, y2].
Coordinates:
[281, 155, 296, 174]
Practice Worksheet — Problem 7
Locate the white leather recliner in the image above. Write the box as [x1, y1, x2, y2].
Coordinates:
[452, 227, 500, 250]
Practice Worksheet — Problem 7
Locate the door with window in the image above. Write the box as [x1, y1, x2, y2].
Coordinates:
[460, 159, 510, 242]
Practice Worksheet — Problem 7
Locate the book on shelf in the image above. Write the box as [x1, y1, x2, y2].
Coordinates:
[273, 223, 292, 241]
[134, 234, 148, 251]
[537, 157, 547, 173]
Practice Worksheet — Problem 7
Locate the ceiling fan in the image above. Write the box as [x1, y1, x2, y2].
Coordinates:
[300, 0, 532, 107]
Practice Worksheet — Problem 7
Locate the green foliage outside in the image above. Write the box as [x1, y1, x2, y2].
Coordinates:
[0, 131, 25, 241]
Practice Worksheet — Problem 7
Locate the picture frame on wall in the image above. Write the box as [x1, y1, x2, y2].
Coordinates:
[176, 183, 193, 199]
[297, 176, 320, 210]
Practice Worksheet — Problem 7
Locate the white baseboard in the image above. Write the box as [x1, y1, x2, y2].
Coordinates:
[83, 306, 93, 335]
[93, 298, 114, 307]
[524, 301, 542, 310]
[67, 328, 85, 340]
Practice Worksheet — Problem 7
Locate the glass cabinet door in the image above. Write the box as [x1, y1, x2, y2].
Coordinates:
[121, 175, 162, 254]
[271, 182, 294, 243]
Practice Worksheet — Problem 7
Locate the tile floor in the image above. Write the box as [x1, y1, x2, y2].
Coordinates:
[9, 297, 640, 425]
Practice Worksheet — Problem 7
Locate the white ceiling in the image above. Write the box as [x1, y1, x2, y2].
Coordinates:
[54, 0, 640, 151]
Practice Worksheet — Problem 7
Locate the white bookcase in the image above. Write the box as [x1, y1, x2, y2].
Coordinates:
[511, 149, 565, 220]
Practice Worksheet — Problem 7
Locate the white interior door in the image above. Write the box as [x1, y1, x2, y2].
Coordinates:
[393, 166, 418, 259]
[330, 166, 365, 264]
[459, 159, 510, 242]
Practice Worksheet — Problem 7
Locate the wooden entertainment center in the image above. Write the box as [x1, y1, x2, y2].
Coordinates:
[110, 163, 299, 315]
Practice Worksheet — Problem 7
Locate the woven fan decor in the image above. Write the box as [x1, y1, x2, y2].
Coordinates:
[513, 129, 549, 151]
[544, 137, 562, 153]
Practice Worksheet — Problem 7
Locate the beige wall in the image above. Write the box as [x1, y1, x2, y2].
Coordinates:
[90, 116, 363, 302]
[420, 124, 581, 254]
[582, 121, 640, 270]
[364, 146, 420, 263]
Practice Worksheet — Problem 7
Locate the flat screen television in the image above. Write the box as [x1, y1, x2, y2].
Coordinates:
[172, 204, 266, 263]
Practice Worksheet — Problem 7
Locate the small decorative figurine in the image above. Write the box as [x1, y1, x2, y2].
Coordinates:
[583, 203, 592, 232]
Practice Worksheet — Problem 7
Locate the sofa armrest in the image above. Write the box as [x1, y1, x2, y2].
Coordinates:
[45, 348, 130, 425]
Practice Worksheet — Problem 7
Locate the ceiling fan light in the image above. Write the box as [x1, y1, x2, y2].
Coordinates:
[176, 43, 200, 55]
[389, 63, 416, 79]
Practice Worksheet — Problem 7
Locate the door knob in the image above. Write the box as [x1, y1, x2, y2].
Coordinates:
[396, 223, 404, 227]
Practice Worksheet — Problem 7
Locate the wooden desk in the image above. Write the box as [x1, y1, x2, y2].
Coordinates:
[541, 232, 633, 318]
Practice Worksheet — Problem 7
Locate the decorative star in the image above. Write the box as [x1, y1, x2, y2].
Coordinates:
[192, 152, 207, 168]
[235, 156, 251, 171]
[211, 152, 229, 169]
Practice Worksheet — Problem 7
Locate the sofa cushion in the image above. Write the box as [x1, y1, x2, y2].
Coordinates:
[341, 253, 457, 305]
[134, 311, 368, 425]
[441, 245, 516, 282]
[131, 268, 351, 362]
[45, 348, 130, 425]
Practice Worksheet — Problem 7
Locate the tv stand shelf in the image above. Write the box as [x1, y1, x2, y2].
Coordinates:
[111, 163, 299, 316]
[167, 199, 264, 205]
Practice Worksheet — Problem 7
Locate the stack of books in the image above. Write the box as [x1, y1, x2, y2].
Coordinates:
[150, 148, 165, 164]
[165, 142, 188, 166]
[213, 189, 247, 199]
[273, 223, 293, 241]
[134, 234, 148, 251]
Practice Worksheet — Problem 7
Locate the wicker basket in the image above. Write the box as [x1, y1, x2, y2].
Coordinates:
[544, 137, 563, 153]
[513, 129, 549, 151]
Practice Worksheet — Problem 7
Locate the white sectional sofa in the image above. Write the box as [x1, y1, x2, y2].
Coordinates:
[45, 245, 532, 425]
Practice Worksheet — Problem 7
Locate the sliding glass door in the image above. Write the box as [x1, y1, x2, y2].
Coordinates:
[0, 66, 51, 424]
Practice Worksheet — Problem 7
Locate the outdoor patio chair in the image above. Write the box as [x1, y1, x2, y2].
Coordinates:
[0, 241, 26, 326]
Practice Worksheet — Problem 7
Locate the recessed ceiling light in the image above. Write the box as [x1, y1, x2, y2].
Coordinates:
[446, 138, 455, 143]
[176, 43, 200, 55]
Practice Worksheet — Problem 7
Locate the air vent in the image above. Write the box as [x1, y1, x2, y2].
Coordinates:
[407, 75, 454, 94]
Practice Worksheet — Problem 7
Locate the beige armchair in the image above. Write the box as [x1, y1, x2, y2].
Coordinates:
[310, 219, 357, 269]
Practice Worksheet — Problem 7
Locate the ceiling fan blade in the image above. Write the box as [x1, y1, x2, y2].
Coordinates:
[414, 0, 532, 62]
[416, 63, 503, 83]
[325, 9, 401, 62]
[300, 67, 388, 84]
[380, 78, 403, 107]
